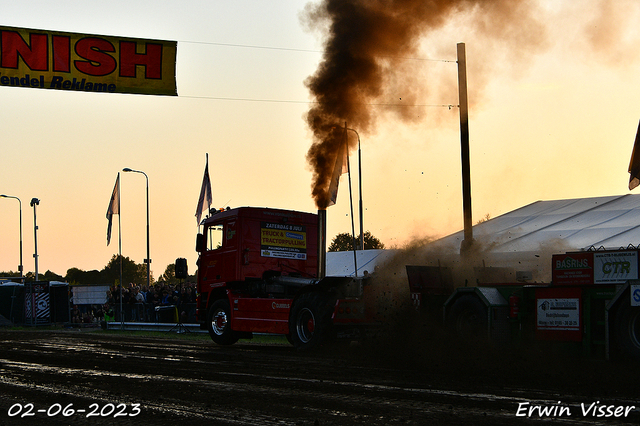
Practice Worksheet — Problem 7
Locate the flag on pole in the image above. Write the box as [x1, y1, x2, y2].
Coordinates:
[106, 173, 120, 246]
[195, 154, 213, 224]
[629, 120, 640, 190]
[328, 134, 349, 207]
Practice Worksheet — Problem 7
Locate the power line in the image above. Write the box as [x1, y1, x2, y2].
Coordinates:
[180, 40, 319, 54]
[179, 94, 457, 108]
[177, 40, 457, 105]
[179, 95, 312, 104]
[178, 39, 455, 62]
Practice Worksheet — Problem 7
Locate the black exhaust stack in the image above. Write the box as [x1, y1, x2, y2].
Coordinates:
[318, 209, 327, 278]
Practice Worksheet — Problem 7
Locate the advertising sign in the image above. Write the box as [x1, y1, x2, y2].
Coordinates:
[260, 222, 307, 260]
[537, 298, 580, 331]
[593, 251, 638, 284]
[24, 283, 50, 324]
[552, 252, 593, 285]
[0, 26, 177, 96]
[72, 285, 109, 305]
[631, 284, 640, 307]
[535, 287, 582, 341]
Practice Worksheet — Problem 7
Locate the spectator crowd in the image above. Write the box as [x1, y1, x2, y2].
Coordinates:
[72, 281, 198, 325]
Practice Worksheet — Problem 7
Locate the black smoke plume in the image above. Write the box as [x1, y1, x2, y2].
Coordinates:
[302, 0, 548, 208]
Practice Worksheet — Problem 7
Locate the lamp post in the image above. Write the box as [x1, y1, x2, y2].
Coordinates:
[0, 195, 23, 278]
[123, 168, 150, 289]
[30, 198, 39, 281]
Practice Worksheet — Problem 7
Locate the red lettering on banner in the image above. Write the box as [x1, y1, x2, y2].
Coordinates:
[119, 41, 163, 79]
[74, 37, 117, 76]
[1, 31, 48, 70]
[52, 35, 70, 72]
[0, 26, 177, 96]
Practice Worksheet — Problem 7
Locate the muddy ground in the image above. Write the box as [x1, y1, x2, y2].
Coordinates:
[0, 325, 638, 426]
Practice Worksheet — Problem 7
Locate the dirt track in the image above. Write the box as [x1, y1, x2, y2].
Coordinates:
[0, 328, 638, 426]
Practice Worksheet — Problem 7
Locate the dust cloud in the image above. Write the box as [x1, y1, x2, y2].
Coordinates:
[361, 232, 577, 333]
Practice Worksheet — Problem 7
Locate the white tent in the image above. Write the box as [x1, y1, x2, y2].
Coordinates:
[419, 194, 640, 282]
[433, 194, 640, 254]
[324, 195, 640, 283]
[326, 249, 396, 277]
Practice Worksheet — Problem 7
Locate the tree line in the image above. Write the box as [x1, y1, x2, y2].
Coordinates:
[0, 255, 193, 287]
[0, 231, 384, 285]
[328, 231, 384, 252]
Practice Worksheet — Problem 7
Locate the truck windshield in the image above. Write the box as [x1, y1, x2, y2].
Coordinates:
[207, 225, 223, 250]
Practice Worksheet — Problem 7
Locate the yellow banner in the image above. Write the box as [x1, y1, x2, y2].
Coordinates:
[260, 222, 308, 260]
[0, 26, 177, 96]
[261, 229, 307, 249]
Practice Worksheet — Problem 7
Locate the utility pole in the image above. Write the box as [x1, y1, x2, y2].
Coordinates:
[457, 42, 474, 254]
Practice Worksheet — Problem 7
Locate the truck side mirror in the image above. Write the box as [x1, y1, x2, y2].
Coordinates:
[196, 233, 205, 253]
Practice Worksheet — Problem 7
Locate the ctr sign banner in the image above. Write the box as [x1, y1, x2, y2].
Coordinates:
[0, 26, 177, 96]
[593, 251, 638, 284]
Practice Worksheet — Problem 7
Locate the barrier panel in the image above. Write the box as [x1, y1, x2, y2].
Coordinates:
[22, 281, 69, 326]
[155, 305, 178, 323]
[110, 303, 196, 323]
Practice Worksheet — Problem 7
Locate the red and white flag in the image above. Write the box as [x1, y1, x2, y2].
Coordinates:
[106, 173, 120, 246]
[328, 137, 349, 207]
[195, 154, 213, 224]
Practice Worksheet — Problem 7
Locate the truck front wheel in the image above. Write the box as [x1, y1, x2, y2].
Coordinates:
[207, 299, 239, 345]
[289, 292, 334, 350]
[614, 295, 640, 360]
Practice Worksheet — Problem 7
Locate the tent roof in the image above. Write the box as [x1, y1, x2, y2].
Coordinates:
[326, 249, 395, 277]
[433, 194, 640, 254]
[324, 195, 640, 280]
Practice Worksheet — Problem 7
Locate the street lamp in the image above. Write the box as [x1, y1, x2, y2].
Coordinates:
[30, 198, 39, 281]
[123, 168, 150, 289]
[0, 195, 23, 278]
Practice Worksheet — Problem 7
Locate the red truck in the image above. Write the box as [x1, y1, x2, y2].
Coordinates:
[194, 207, 376, 350]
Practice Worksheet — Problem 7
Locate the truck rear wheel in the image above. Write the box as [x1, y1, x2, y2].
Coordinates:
[207, 299, 239, 345]
[614, 295, 640, 360]
[446, 295, 488, 342]
[289, 292, 334, 350]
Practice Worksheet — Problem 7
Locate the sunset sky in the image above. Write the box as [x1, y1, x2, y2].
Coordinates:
[1, 0, 640, 281]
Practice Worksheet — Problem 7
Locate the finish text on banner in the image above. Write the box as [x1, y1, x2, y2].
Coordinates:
[0, 26, 177, 96]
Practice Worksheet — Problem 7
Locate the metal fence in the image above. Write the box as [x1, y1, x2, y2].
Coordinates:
[110, 302, 197, 324]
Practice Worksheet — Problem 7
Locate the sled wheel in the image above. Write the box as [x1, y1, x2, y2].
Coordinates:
[614, 294, 640, 360]
[446, 295, 488, 342]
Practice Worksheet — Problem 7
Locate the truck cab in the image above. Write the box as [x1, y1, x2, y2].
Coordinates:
[196, 207, 318, 315]
[196, 207, 318, 291]
[196, 207, 350, 349]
